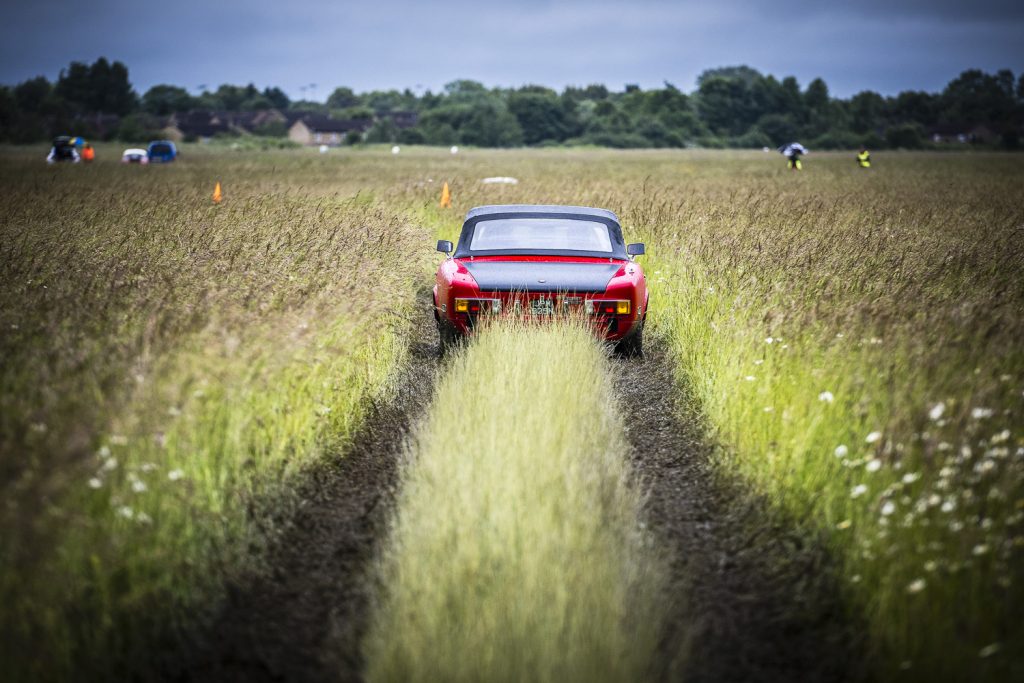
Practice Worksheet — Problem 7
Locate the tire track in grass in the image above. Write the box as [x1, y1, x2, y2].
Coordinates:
[362, 321, 668, 683]
[612, 343, 868, 683]
[174, 292, 440, 683]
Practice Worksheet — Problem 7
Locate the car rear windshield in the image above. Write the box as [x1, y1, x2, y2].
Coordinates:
[150, 144, 172, 155]
[469, 218, 613, 253]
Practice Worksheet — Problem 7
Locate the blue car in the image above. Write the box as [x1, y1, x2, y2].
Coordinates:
[147, 140, 178, 163]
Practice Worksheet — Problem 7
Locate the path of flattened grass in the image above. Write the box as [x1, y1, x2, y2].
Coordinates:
[363, 321, 667, 683]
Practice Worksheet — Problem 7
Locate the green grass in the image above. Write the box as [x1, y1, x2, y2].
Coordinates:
[0, 150, 430, 678]
[408, 149, 1024, 680]
[363, 321, 667, 683]
[3, 145, 1022, 680]
[628, 159, 1024, 681]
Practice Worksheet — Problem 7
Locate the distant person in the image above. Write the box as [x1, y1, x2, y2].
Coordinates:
[46, 136, 80, 164]
[857, 146, 871, 168]
[82, 143, 95, 162]
[780, 142, 807, 171]
[788, 147, 803, 171]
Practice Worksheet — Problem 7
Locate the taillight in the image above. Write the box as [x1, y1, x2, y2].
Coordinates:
[585, 300, 630, 315]
[454, 298, 501, 314]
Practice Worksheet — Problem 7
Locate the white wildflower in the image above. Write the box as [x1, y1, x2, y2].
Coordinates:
[971, 407, 994, 419]
[902, 472, 921, 484]
[937, 442, 953, 452]
[979, 643, 1001, 658]
[976, 460, 996, 475]
[745, 375, 756, 381]
[136, 512, 152, 525]
[928, 403, 945, 421]
[851, 484, 868, 498]
[924, 560, 937, 572]
[765, 337, 774, 344]
[97, 445, 112, 459]
[139, 463, 157, 472]
[906, 578, 926, 594]
[866, 431, 883, 444]
[834, 444, 849, 458]
[763, 406, 774, 412]
[131, 479, 147, 493]
[992, 429, 1011, 444]
[167, 406, 182, 417]
[881, 501, 896, 516]
[110, 435, 128, 446]
[851, 574, 862, 583]
[941, 499, 956, 513]
[866, 459, 883, 473]
[972, 544, 989, 556]
[753, 359, 764, 365]
[168, 469, 185, 482]
[818, 391, 834, 403]
[88, 477, 102, 489]
[836, 519, 852, 530]
[101, 458, 118, 472]
[116, 505, 134, 519]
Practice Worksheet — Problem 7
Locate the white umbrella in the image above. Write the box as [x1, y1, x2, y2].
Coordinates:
[779, 142, 808, 157]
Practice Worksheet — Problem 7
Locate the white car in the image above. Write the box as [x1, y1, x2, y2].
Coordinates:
[121, 148, 149, 164]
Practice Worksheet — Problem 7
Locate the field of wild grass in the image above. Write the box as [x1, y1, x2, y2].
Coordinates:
[0, 145, 430, 678]
[416, 149, 1024, 681]
[2, 143, 1022, 681]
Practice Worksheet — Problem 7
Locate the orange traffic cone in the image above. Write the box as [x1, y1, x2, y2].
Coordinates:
[439, 181, 451, 208]
[212, 182, 223, 204]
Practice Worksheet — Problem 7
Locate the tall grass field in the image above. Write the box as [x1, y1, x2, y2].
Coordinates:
[0, 146, 430, 678]
[1, 143, 1022, 680]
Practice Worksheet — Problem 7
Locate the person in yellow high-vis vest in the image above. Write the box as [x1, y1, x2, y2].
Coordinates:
[857, 147, 871, 168]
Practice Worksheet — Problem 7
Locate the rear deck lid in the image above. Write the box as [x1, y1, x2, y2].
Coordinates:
[461, 260, 621, 293]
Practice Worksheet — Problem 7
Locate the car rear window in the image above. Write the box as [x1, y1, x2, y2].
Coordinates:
[151, 144, 172, 155]
[469, 218, 613, 252]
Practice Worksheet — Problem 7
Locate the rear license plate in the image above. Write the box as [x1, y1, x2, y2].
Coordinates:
[530, 298, 555, 315]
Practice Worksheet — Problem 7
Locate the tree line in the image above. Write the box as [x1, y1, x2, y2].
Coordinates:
[2, 58, 1022, 149]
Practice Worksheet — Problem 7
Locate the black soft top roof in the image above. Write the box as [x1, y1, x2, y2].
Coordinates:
[465, 204, 620, 225]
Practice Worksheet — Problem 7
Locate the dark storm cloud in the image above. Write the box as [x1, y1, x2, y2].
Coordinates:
[1, 0, 1021, 98]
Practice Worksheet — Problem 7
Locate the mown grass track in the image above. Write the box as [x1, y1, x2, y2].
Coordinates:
[363, 321, 667, 683]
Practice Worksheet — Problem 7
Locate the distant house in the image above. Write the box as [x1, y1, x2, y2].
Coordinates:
[163, 109, 288, 142]
[288, 116, 372, 146]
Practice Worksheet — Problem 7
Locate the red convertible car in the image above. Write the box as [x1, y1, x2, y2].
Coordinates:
[433, 204, 648, 355]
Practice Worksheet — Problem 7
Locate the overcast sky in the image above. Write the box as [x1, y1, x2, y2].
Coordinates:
[2, 0, 1022, 99]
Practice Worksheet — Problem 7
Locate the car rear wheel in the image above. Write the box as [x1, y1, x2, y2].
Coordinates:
[614, 321, 644, 358]
[437, 319, 460, 357]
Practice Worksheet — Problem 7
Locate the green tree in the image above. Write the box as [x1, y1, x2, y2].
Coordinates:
[142, 85, 196, 115]
[508, 89, 570, 144]
[327, 86, 359, 109]
[262, 86, 290, 110]
[14, 76, 52, 113]
[849, 91, 885, 133]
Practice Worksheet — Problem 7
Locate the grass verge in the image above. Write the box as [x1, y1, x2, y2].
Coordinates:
[363, 321, 667, 683]
[628, 159, 1024, 680]
[0, 156, 429, 678]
